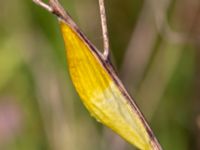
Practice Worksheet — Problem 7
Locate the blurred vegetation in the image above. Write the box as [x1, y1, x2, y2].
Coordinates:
[0, 0, 199, 150]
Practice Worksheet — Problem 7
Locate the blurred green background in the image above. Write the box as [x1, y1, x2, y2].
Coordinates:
[0, 0, 199, 149]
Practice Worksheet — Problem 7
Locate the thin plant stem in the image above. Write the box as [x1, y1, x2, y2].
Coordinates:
[98, 0, 110, 60]
[33, 0, 53, 12]
[33, 0, 110, 60]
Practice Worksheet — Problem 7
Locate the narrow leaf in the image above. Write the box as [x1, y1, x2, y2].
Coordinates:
[33, 1, 162, 149]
